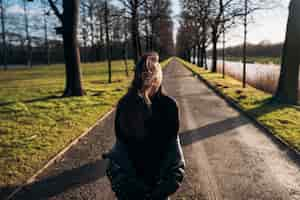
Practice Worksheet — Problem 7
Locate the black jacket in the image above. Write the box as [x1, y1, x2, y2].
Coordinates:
[103, 87, 185, 199]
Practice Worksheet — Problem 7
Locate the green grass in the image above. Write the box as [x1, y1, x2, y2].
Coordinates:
[225, 56, 281, 65]
[177, 57, 300, 152]
[0, 58, 172, 187]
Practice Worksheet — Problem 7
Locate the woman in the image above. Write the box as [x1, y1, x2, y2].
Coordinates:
[103, 52, 185, 200]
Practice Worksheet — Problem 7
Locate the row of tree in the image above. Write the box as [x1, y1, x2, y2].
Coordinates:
[0, 0, 175, 97]
[177, 0, 274, 72]
[217, 41, 283, 58]
[177, 0, 299, 104]
[0, 0, 175, 67]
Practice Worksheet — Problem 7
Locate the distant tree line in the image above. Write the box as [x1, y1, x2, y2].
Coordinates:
[215, 42, 283, 58]
[0, 0, 174, 97]
[0, 0, 174, 68]
[177, 0, 299, 104]
[176, 0, 276, 72]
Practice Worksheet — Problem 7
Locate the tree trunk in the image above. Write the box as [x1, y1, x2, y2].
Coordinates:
[82, 5, 88, 63]
[192, 46, 196, 64]
[222, 26, 226, 78]
[275, 0, 300, 104]
[104, 0, 112, 83]
[200, 40, 205, 68]
[89, 5, 95, 62]
[211, 27, 218, 72]
[23, 0, 32, 68]
[131, 8, 139, 64]
[204, 48, 208, 70]
[137, 28, 142, 58]
[43, 3, 50, 65]
[62, 0, 84, 96]
[242, 0, 248, 87]
[123, 40, 129, 77]
[0, 0, 7, 70]
[123, 23, 129, 77]
[99, 16, 104, 61]
[145, 22, 150, 51]
[197, 43, 201, 66]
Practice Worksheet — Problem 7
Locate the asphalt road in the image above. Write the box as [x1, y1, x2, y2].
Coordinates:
[9, 59, 300, 200]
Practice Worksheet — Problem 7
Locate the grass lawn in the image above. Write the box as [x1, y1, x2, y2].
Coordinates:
[177, 57, 300, 152]
[0, 58, 172, 188]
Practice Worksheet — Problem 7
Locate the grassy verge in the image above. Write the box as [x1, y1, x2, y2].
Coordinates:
[0, 58, 172, 188]
[225, 56, 281, 65]
[176, 57, 300, 152]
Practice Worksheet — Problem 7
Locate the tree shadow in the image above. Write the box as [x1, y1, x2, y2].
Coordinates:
[1, 159, 108, 200]
[179, 115, 247, 146]
[245, 97, 292, 118]
[179, 105, 300, 165]
[0, 95, 64, 107]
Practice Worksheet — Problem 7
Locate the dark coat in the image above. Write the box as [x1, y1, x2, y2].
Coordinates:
[103, 86, 185, 200]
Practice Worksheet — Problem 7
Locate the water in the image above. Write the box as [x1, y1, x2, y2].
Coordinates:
[195, 59, 300, 99]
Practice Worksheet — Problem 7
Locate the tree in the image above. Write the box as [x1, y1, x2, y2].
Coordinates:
[48, 0, 84, 96]
[157, 0, 174, 59]
[23, 0, 33, 68]
[80, 1, 88, 62]
[209, 0, 244, 72]
[104, 0, 112, 83]
[0, 0, 7, 70]
[240, 0, 278, 87]
[119, 0, 144, 64]
[275, 0, 300, 104]
[41, 0, 50, 65]
[242, 0, 247, 87]
[176, 13, 195, 61]
[80, 0, 98, 62]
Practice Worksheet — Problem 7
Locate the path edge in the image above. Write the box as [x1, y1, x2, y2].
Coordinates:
[5, 58, 174, 200]
[5, 108, 115, 200]
[177, 58, 300, 158]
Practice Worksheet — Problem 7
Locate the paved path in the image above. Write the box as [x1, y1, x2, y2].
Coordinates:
[10, 59, 300, 200]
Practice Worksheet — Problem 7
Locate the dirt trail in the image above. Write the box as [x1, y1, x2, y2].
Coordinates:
[8, 59, 300, 200]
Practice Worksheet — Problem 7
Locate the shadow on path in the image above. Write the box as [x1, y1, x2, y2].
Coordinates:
[179, 114, 300, 166]
[179, 115, 247, 146]
[2, 159, 108, 200]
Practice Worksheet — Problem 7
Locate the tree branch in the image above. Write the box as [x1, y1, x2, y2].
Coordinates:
[48, 0, 63, 23]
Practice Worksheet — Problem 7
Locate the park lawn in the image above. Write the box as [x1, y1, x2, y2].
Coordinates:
[0, 58, 171, 188]
[177, 57, 300, 152]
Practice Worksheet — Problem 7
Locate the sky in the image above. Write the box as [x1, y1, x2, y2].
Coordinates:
[5, 0, 290, 47]
[171, 0, 290, 47]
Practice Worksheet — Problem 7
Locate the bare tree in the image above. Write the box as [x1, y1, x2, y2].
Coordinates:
[209, 0, 244, 72]
[41, 0, 50, 65]
[241, 0, 277, 88]
[104, 0, 112, 83]
[176, 13, 195, 61]
[275, 0, 300, 104]
[80, 0, 98, 62]
[47, 0, 84, 96]
[0, 0, 7, 70]
[119, 0, 144, 64]
[80, 1, 88, 62]
[242, 0, 247, 87]
[23, 0, 33, 68]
